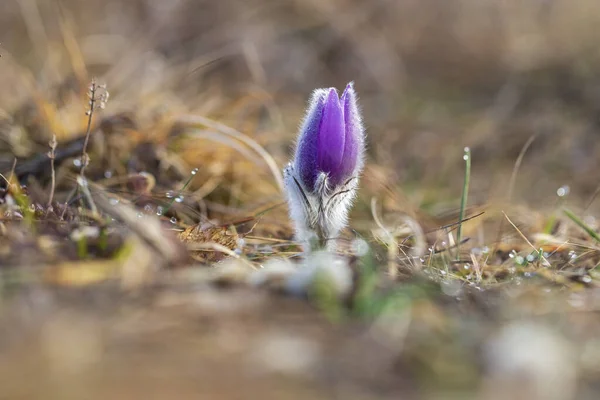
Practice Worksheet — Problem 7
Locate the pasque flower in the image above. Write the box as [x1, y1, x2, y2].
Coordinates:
[284, 82, 365, 251]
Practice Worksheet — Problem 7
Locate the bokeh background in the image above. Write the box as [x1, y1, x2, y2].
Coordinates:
[3, 0, 600, 213]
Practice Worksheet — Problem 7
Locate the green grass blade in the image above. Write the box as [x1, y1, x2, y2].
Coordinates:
[564, 208, 600, 242]
[456, 147, 471, 260]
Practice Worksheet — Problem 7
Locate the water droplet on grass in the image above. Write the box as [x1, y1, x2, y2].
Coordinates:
[191, 168, 199, 175]
[515, 255, 525, 265]
[175, 196, 184, 203]
[557, 185, 570, 197]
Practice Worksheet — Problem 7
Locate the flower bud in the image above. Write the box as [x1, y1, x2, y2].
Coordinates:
[284, 82, 365, 252]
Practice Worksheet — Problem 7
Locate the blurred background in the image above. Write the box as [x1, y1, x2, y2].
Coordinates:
[2, 0, 600, 213]
[2, 1, 600, 399]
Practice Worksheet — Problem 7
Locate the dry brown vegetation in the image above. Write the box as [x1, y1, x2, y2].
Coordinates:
[2, 0, 600, 399]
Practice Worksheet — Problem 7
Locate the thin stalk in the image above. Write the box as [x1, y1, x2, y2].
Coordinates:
[47, 134, 57, 208]
[456, 147, 471, 260]
[80, 79, 97, 180]
[161, 168, 198, 216]
[564, 208, 600, 242]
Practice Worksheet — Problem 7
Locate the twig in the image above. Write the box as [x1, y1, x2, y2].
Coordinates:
[80, 79, 96, 179]
[77, 79, 108, 215]
[80, 79, 109, 180]
[47, 134, 57, 208]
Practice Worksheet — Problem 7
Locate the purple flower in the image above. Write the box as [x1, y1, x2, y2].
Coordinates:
[294, 82, 364, 192]
[283, 82, 365, 252]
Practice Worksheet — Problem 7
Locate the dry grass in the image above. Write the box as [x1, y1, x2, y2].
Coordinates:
[1, 0, 600, 399]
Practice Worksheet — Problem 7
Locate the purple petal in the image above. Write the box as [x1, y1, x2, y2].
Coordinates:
[294, 89, 328, 190]
[338, 82, 362, 181]
[316, 88, 345, 186]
